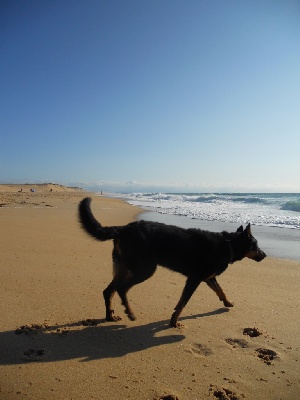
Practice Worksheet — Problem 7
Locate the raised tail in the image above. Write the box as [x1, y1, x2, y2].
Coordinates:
[78, 197, 119, 241]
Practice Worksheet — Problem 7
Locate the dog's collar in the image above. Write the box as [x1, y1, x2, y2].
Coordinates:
[227, 240, 235, 264]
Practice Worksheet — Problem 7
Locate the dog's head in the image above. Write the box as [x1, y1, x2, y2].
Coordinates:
[234, 223, 266, 262]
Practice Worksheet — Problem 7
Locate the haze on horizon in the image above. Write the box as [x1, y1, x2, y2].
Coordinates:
[1, 1, 300, 193]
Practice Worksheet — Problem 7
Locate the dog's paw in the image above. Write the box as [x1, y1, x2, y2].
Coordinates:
[110, 315, 122, 322]
[223, 300, 234, 307]
[127, 313, 136, 321]
[169, 320, 184, 329]
[106, 310, 122, 322]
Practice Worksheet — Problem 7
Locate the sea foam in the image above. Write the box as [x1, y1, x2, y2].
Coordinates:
[114, 192, 300, 230]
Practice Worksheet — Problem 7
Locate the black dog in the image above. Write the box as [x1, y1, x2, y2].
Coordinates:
[78, 197, 266, 327]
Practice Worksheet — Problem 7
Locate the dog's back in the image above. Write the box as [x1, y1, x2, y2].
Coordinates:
[115, 220, 229, 276]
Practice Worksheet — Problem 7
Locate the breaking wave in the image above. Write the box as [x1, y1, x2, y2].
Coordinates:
[281, 200, 300, 212]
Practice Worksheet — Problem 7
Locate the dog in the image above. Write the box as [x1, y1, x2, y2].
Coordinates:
[78, 197, 266, 327]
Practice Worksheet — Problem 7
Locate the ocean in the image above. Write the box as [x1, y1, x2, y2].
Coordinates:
[107, 192, 300, 261]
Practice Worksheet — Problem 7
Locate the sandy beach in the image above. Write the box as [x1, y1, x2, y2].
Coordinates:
[0, 185, 299, 400]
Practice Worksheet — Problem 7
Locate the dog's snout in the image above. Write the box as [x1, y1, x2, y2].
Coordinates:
[256, 249, 266, 261]
[260, 249, 266, 258]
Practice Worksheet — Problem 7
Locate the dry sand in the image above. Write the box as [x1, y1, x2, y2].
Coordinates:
[0, 185, 299, 400]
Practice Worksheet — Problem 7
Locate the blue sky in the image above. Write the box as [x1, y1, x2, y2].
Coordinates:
[1, 0, 300, 193]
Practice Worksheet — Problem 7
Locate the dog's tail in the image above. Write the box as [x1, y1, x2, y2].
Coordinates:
[78, 197, 119, 241]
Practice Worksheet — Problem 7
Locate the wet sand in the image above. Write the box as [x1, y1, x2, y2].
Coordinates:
[0, 185, 299, 399]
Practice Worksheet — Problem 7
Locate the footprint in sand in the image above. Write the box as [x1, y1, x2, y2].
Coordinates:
[225, 328, 278, 366]
[209, 384, 245, 400]
[15, 322, 70, 336]
[188, 343, 213, 356]
[22, 348, 47, 362]
[15, 324, 45, 335]
[225, 338, 248, 349]
[255, 348, 277, 365]
[243, 327, 263, 338]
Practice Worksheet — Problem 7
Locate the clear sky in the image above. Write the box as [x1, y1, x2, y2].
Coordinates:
[1, 0, 300, 193]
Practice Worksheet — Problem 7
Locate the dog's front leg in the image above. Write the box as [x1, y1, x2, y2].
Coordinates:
[170, 276, 202, 328]
[205, 277, 234, 307]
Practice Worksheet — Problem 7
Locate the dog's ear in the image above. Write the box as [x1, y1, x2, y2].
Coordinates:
[237, 225, 243, 233]
[245, 223, 252, 237]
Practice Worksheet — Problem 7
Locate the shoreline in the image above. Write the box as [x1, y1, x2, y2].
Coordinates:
[0, 186, 299, 399]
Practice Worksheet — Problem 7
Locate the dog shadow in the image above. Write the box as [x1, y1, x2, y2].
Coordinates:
[0, 318, 184, 365]
[182, 307, 230, 322]
[0, 308, 228, 365]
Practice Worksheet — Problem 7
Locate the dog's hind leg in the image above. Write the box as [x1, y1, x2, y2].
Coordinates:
[103, 245, 131, 321]
[103, 246, 131, 322]
[205, 277, 234, 307]
[170, 276, 202, 328]
[104, 254, 157, 322]
[116, 281, 138, 321]
[118, 285, 136, 321]
[103, 277, 137, 322]
[103, 280, 122, 322]
[117, 263, 158, 321]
